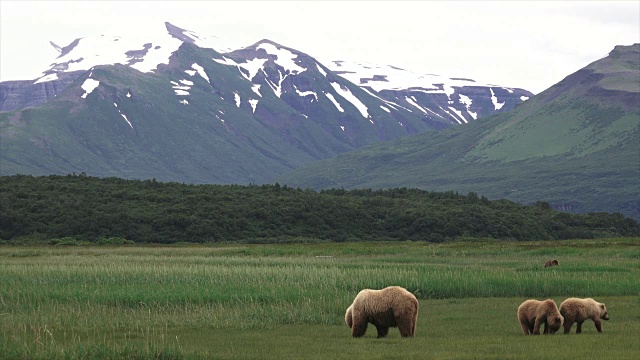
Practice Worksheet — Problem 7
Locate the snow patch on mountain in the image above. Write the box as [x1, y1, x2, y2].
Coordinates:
[212, 56, 238, 66]
[426, 107, 445, 119]
[249, 99, 258, 113]
[458, 94, 477, 120]
[448, 106, 468, 124]
[405, 96, 428, 114]
[520, 96, 530, 101]
[113, 102, 133, 128]
[80, 78, 100, 99]
[171, 79, 192, 96]
[360, 87, 410, 112]
[239, 58, 268, 81]
[164, 22, 235, 53]
[442, 84, 455, 102]
[316, 63, 327, 77]
[191, 63, 210, 82]
[295, 86, 318, 101]
[33, 73, 59, 84]
[325, 60, 492, 93]
[262, 69, 287, 98]
[252, 84, 262, 97]
[443, 108, 463, 124]
[330, 82, 368, 118]
[43, 26, 182, 78]
[257, 43, 305, 74]
[325, 92, 344, 112]
[234, 93, 241, 107]
[38, 23, 234, 81]
[120, 113, 133, 128]
[490, 88, 505, 110]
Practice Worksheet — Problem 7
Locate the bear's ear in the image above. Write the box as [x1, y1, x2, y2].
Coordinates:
[600, 304, 605, 309]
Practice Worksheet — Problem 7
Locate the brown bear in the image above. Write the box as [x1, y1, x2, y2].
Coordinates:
[517, 299, 564, 335]
[544, 259, 559, 268]
[559, 297, 609, 334]
[345, 286, 419, 338]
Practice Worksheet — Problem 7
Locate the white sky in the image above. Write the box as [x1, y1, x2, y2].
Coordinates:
[1, 1, 639, 94]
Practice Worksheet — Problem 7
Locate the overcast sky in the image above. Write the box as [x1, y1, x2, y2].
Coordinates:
[1, 1, 638, 93]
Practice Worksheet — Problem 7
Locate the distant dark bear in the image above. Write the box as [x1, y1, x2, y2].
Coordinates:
[345, 286, 419, 338]
[517, 299, 564, 335]
[544, 259, 559, 268]
[560, 297, 609, 334]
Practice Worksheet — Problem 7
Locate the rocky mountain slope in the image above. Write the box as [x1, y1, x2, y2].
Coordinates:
[0, 22, 530, 184]
[279, 44, 640, 219]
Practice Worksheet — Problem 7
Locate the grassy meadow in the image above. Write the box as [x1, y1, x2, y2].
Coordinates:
[1, 238, 639, 359]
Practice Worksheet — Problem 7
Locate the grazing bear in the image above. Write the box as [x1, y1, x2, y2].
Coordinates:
[345, 286, 418, 338]
[544, 259, 559, 268]
[559, 297, 609, 334]
[517, 299, 564, 335]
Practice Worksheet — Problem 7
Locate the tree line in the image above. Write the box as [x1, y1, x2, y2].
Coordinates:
[1, 174, 638, 244]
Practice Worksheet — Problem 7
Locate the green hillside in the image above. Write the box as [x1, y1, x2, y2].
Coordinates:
[278, 44, 640, 219]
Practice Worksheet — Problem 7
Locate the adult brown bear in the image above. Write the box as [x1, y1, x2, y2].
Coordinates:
[559, 297, 609, 333]
[544, 259, 559, 268]
[517, 299, 564, 335]
[345, 286, 419, 338]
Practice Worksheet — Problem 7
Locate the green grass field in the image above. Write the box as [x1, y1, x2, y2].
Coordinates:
[1, 239, 639, 359]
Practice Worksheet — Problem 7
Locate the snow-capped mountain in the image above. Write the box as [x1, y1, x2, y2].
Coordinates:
[0, 22, 532, 184]
[279, 44, 640, 219]
[40, 22, 235, 83]
[324, 60, 530, 126]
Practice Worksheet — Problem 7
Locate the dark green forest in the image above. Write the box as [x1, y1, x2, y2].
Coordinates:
[1, 174, 638, 244]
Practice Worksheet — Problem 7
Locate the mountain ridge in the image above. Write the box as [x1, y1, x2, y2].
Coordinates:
[1, 22, 531, 185]
[278, 43, 640, 219]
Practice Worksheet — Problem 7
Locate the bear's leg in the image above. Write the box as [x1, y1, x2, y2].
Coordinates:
[519, 320, 531, 335]
[375, 324, 389, 338]
[533, 318, 544, 335]
[563, 320, 574, 334]
[351, 313, 368, 337]
[593, 318, 603, 333]
[543, 321, 549, 335]
[397, 318, 414, 337]
[576, 321, 583, 334]
[352, 321, 368, 337]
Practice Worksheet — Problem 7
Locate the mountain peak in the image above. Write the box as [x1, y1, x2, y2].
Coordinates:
[537, 43, 640, 108]
[164, 22, 198, 44]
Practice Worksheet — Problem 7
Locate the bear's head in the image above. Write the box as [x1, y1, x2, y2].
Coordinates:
[599, 303, 609, 320]
[547, 314, 564, 334]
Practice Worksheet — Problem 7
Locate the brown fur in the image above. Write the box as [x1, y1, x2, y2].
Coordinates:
[559, 297, 609, 334]
[544, 259, 559, 268]
[517, 299, 564, 335]
[345, 286, 419, 338]
[345, 304, 353, 328]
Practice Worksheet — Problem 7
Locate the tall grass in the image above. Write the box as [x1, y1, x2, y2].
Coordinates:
[1, 238, 638, 358]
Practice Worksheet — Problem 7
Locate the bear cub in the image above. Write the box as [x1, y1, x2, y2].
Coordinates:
[559, 297, 609, 334]
[517, 299, 564, 335]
